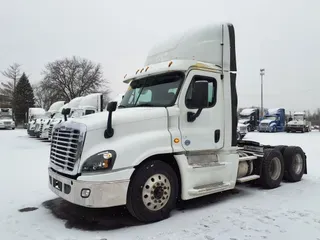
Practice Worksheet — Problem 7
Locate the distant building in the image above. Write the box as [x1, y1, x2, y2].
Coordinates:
[0, 94, 11, 108]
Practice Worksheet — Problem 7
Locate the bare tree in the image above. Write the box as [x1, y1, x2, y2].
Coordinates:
[0, 63, 22, 102]
[32, 83, 66, 110]
[41, 56, 109, 101]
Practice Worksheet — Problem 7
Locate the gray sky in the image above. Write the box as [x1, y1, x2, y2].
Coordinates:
[1, 0, 319, 112]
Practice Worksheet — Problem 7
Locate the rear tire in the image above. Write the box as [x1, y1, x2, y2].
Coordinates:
[274, 145, 287, 155]
[126, 160, 179, 223]
[283, 146, 306, 182]
[260, 149, 284, 189]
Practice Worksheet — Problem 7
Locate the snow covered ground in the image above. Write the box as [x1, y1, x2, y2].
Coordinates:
[1, 129, 320, 240]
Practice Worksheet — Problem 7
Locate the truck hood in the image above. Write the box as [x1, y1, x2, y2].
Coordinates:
[260, 119, 274, 124]
[68, 107, 168, 131]
[288, 120, 304, 125]
[238, 119, 250, 124]
[0, 118, 13, 123]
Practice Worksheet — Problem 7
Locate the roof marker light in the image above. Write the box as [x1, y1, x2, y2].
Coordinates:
[168, 61, 173, 67]
[145, 66, 149, 72]
[140, 68, 144, 73]
[136, 69, 140, 74]
[124, 74, 127, 78]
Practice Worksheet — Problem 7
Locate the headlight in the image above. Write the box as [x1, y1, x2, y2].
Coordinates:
[81, 150, 116, 173]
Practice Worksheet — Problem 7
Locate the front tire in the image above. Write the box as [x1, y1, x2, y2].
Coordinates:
[126, 160, 179, 223]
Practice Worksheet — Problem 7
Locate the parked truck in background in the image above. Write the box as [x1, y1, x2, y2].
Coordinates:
[33, 101, 66, 137]
[258, 108, 286, 132]
[27, 108, 46, 135]
[47, 97, 83, 140]
[237, 122, 247, 140]
[40, 103, 69, 140]
[286, 111, 311, 133]
[238, 108, 260, 132]
[69, 93, 105, 118]
[0, 108, 15, 130]
[48, 23, 307, 223]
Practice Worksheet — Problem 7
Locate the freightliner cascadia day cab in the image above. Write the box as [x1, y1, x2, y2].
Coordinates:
[48, 23, 308, 223]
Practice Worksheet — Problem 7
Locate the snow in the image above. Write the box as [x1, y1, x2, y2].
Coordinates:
[240, 108, 256, 115]
[1, 130, 320, 240]
[267, 108, 282, 115]
[294, 112, 305, 116]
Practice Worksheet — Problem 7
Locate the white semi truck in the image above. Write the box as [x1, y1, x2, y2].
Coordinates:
[34, 101, 66, 138]
[27, 108, 46, 135]
[286, 111, 311, 133]
[48, 23, 307, 223]
[47, 97, 83, 140]
[0, 108, 15, 130]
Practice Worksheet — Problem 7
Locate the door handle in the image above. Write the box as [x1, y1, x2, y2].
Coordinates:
[214, 129, 220, 143]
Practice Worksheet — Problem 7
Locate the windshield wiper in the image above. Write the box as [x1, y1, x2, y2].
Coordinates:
[118, 105, 127, 108]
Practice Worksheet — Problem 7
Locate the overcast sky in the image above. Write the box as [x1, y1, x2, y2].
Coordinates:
[1, 0, 319, 113]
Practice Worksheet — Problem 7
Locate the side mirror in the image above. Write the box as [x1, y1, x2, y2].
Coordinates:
[62, 108, 71, 121]
[107, 101, 118, 112]
[187, 81, 208, 122]
[62, 108, 71, 115]
[190, 81, 208, 109]
[104, 101, 118, 139]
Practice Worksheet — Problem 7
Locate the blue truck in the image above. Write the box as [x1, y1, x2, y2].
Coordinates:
[258, 108, 286, 132]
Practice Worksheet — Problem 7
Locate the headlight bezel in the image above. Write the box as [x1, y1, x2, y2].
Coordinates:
[81, 150, 117, 173]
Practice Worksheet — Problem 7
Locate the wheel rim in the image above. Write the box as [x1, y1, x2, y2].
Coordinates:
[142, 174, 171, 211]
[269, 157, 282, 180]
[292, 153, 303, 175]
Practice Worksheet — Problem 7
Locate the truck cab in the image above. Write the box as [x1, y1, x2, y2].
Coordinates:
[286, 111, 311, 133]
[0, 108, 15, 130]
[48, 23, 307, 223]
[238, 108, 260, 132]
[27, 108, 46, 135]
[34, 101, 66, 138]
[258, 108, 286, 132]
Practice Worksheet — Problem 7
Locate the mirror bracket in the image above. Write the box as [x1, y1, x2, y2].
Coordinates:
[187, 108, 203, 122]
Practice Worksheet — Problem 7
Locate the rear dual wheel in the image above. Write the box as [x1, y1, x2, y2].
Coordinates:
[260, 146, 306, 188]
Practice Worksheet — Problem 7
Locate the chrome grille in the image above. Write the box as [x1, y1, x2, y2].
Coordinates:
[48, 124, 53, 139]
[50, 127, 81, 172]
[35, 123, 40, 131]
[240, 126, 247, 132]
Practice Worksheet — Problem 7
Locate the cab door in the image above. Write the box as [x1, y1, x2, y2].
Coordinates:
[178, 70, 224, 152]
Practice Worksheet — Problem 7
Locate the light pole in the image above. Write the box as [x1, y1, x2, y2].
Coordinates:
[260, 68, 265, 118]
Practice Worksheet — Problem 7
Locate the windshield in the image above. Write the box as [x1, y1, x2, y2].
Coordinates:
[119, 71, 184, 108]
[264, 116, 277, 121]
[294, 115, 304, 121]
[70, 109, 84, 118]
[239, 114, 250, 119]
[0, 115, 12, 120]
[52, 112, 63, 119]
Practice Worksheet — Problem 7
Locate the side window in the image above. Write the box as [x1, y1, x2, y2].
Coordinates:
[85, 109, 96, 115]
[185, 75, 217, 109]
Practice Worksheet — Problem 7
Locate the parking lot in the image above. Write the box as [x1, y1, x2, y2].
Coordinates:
[1, 129, 320, 240]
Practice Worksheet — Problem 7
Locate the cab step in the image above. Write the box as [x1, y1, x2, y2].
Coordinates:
[237, 174, 260, 183]
[188, 182, 231, 196]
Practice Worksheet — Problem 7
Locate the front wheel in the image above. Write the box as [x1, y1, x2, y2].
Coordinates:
[126, 160, 179, 223]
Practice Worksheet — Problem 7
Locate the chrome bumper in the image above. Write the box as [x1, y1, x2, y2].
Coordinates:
[48, 168, 131, 208]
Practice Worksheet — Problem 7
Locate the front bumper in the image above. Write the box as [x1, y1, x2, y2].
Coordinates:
[48, 168, 133, 208]
[0, 124, 14, 129]
[286, 125, 304, 131]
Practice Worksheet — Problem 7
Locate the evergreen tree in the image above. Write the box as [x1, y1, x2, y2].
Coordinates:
[13, 73, 35, 124]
